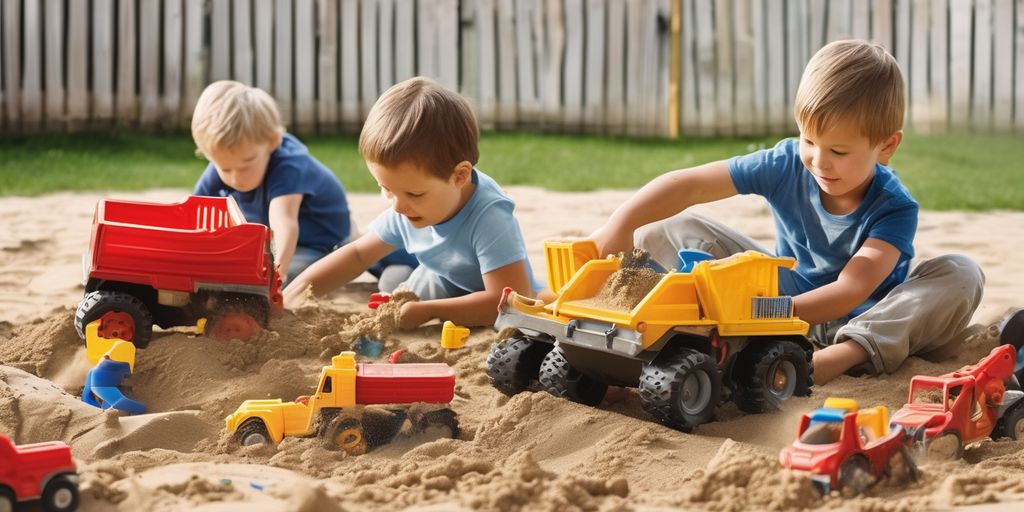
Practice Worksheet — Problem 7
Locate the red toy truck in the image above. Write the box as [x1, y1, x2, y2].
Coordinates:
[890, 344, 1024, 458]
[779, 398, 916, 494]
[76, 195, 283, 347]
[0, 435, 79, 512]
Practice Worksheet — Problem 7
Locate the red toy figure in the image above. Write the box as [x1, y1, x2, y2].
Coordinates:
[0, 434, 79, 512]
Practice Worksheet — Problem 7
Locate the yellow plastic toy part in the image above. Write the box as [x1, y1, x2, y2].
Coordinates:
[855, 406, 890, 441]
[85, 320, 136, 371]
[441, 321, 470, 349]
[544, 240, 599, 293]
[823, 397, 858, 412]
[195, 317, 207, 335]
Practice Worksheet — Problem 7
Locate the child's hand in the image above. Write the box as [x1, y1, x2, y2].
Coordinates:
[399, 301, 434, 329]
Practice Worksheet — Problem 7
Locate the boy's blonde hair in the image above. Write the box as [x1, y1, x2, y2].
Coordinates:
[359, 77, 479, 180]
[191, 80, 284, 156]
[794, 40, 905, 145]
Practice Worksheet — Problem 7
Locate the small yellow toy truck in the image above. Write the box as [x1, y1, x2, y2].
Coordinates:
[226, 352, 458, 454]
[487, 241, 813, 432]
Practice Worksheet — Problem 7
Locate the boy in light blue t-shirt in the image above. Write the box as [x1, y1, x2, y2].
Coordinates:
[284, 77, 537, 329]
[592, 40, 984, 385]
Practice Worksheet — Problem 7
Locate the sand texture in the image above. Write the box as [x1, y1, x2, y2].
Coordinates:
[1, 189, 1023, 511]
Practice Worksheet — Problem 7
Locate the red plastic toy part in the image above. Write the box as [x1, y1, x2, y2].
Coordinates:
[0, 434, 80, 512]
[368, 292, 392, 310]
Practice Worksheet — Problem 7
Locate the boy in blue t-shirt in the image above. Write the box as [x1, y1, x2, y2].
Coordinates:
[191, 80, 415, 285]
[284, 77, 537, 329]
[592, 40, 984, 384]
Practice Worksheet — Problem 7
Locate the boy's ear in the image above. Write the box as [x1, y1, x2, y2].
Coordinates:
[451, 161, 473, 187]
[877, 130, 903, 165]
[270, 131, 284, 149]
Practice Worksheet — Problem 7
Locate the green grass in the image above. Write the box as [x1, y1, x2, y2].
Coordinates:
[0, 130, 1021, 211]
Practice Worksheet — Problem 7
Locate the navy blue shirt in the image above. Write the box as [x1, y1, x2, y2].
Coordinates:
[728, 138, 919, 315]
[194, 133, 350, 253]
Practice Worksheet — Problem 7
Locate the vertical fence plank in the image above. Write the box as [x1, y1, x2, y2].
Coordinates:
[625, 0, 643, 134]
[872, 0, 892, 51]
[827, 0, 852, 41]
[340, 0, 360, 123]
[255, 0, 275, 91]
[785, 0, 809, 133]
[461, 0, 478, 102]
[949, 0, 971, 129]
[295, 0, 316, 133]
[496, 0, 518, 127]
[751, 0, 766, 133]
[1017, 0, 1024, 132]
[23, 0, 44, 130]
[377, 0, 394, 91]
[929, 0, 948, 133]
[437, 0, 459, 90]
[318, 0, 339, 130]
[765, 0, 785, 133]
[116, 0, 137, 124]
[808, 0, 826, 49]
[2, 0, 20, 129]
[909, 0, 929, 132]
[605, 0, 625, 133]
[183, 0, 205, 118]
[164, 0, 184, 128]
[473, 0, 498, 128]
[360, 0, 378, 113]
[233, 0, 254, 84]
[583, 0, 605, 132]
[693, 0, 715, 135]
[894, 0, 911, 106]
[417, 0, 438, 80]
[276, 0, 294, 124]
[713, 0, 734, 135]
[852, 0, 870, 39]
[972, 0, 993, 130]
[67, 0, 89, 130]
[992, 0, 1013, 131]
[563, 0, 584, 129]
[93, 0, 115, 124]
[655, 0, 670, 136]
[212, 0, 231, 81]
[733, 0, 754, 136]
[395, 0, 415, 81]
[680, 0, 699, 136]
[140, 0, 161, 128]
[44, 0, 64, 129]
[541, 0, 564, 127]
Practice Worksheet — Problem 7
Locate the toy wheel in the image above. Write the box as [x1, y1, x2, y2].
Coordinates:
[999, 308, 1024, 350]
[0, 486, 14, 512]
[996, 403, 1024, 440]
[486, 334, 553, 396]
[415, 408, 461, 439]
[207, 294, 268, 341]
[539, 344, 608, 406]
[41, 474, 79, 512]
[927, 431, 964, 460]
[324, 417, 367, 455]
[838, 456, 873, 496]
[235, 418, 272, 447]
[733, 340, 811, 413]
[884, 444, 920, 485]
[76, 290, 154, 348]
[639, 348, 721, 432]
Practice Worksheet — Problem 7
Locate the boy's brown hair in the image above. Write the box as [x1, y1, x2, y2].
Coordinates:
[191, 80, 284, 156]
[794, 40, 905, 145]
[359, 77, 479, 180]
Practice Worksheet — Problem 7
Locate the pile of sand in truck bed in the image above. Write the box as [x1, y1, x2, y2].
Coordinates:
[3, 190, 1024, 510]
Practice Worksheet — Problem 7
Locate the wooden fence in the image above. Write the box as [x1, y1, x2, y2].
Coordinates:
[0, 0, 1021, 137]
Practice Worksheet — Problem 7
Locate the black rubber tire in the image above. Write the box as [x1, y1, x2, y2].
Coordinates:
[235, 418, 272, 447]
[538, 344, 609, 406]
[323, 417, 367, 455]
[732, 340, 812, 413]
[417, 408, 461, 439]
[639, 348, 721, 432]
[0, 486, 14, 512]
[41, 474, 79, 512]
[1000, 308, 1024, 350]
[996, 403, 1024, 440]
[486, 335, 553, 396]
[838, 456, 873, 496]
[75, 290, 154, 348]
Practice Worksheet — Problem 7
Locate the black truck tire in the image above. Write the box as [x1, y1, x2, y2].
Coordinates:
[41, 474, 79, 512]
[639, 348, 721, 432]
[75, 290, 154, 348]
[235, 418, 272, 447]
[486, 335, 552, 396]
[996, 402, 1024, 440]
[538, 344, 608, 406]
[733, 340, 811, 413]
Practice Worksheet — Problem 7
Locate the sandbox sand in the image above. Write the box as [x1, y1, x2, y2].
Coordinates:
[1, 188, 1024, 511]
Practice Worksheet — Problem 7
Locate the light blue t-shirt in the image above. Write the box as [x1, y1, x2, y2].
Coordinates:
[369, 169, 538, 294]
[728, 138, 918, 316]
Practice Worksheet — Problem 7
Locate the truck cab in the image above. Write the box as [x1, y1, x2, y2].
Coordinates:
[0, 435, 79, 512]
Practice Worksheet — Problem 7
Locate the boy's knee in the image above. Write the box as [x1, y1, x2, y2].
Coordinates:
[634, 211, 706, 250]
[920, 254, 985, 294]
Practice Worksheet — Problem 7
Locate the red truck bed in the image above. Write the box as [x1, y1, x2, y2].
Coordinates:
[86, 195, 274, 292]
[355, 363, 456, 404]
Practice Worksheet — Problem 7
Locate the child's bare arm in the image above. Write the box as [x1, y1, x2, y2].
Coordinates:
[398, 259, 533, 328]
[792, 238, 902, 325]
[268, 194, 303, 275]
[591, 160, 737, 256]
[283, 233, 395, 306]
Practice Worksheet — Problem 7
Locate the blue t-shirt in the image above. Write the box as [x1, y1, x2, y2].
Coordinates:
[369, 169, 538, 294]
[194, 133, 350, 253]
[728, 138, 918, 315]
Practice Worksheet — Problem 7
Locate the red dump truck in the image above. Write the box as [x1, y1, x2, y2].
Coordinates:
[0, 435, 79, 512]
[76, 195, 283, 347]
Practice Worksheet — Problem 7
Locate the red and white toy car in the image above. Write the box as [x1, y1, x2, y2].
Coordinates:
[0, 434, 79, 511]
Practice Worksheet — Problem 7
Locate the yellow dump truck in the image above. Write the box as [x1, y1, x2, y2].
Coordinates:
[486, 242, 813, 432]
[226, 352, 458, 455]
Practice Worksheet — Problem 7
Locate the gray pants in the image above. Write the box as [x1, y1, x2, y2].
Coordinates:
[635, 211, 986, 375]
[380, 264, 469, 301]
